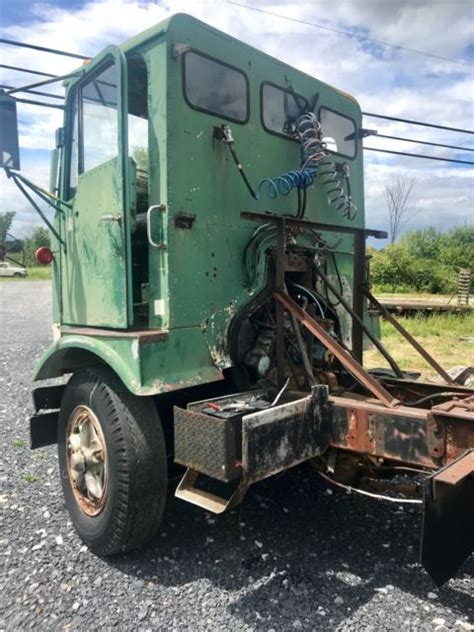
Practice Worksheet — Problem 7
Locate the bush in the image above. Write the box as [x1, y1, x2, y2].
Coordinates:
[369, 225, 473, 294]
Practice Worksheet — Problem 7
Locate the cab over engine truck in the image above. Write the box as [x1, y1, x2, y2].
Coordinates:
[1, 14, 472, 585]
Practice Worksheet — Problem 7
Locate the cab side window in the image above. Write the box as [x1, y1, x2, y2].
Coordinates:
[183, 51, 249, 123]
[67, 60, 118, 197]
[82, 63, 118, 172]
[261, 82, 308, 138]
[319, 107, 356, 158]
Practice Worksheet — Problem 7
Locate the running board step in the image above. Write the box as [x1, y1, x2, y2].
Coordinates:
[175, 468, 247, 514]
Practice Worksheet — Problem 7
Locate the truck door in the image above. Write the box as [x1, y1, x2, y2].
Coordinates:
[61, 46, 132, 329]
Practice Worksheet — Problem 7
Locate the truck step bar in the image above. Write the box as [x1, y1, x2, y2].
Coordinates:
[175, 469, 248, 514]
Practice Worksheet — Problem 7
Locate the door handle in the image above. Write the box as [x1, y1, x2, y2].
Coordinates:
[147, 204, 167, 249]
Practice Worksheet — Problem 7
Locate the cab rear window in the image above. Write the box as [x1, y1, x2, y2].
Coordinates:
[183, 51, 249, 123]
[319, 107, 357, 158]
[261, 82, 308, 138]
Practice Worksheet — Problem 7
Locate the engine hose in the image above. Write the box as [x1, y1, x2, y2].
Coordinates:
[318, 157, 357, 220]
[256, 169, 315, 199]
[255, 112, 326, 201]
[254, 113, 357, 220]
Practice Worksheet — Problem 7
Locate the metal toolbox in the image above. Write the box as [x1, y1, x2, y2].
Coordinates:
[173, 386, 330, 483]
[173, 391, 266, 482]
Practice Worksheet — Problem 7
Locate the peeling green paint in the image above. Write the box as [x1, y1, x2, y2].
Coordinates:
[36, 14, 372, 396]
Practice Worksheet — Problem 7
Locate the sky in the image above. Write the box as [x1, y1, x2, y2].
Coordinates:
[0, 0, 473, 243]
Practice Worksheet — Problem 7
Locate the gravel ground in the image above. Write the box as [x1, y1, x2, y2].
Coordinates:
[1, 281, 473, 631]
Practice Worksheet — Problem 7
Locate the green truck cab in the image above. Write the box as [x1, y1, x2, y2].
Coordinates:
[1, 14, 472, 585]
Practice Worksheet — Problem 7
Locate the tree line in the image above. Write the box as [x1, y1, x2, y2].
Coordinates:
[369, 225, 474, 294]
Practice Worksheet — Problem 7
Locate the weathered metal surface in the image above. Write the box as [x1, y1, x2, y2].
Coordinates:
[434, 450, 474, 485]
[329, 402, 437, 467]
[351, 231, 365, 363]
[60, 326, 168, 342]
[173, 405, 242, 482]
[34, 14, 375, 395]
[30, 412, 59, 449]
[66, 405, 108, 516]
[328, 394, 474, 469]
[442, 417, 474, 463]
[175, 468, 248, 514]
[432, 395, 474, 419]
[240, 212, 386, 239]
[421, 449, 474, 586]
[32, 383, 65, 412]
[274, 290, 399, 408]
[242, 386, 330, 485]
[34, 328, 224, 396]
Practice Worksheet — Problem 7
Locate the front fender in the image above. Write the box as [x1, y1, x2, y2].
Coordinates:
[34, 334, 143, 392]
[34, 327, 224, 396]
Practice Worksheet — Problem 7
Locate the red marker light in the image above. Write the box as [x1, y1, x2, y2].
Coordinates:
[35, 247, 54, 265]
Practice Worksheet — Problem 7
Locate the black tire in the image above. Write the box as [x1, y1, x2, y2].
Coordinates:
[13, 272, 23, 277]
[58, 366, 167, 555]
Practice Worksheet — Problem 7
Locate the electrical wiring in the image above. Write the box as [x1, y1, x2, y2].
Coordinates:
[316, 469, 423, 504]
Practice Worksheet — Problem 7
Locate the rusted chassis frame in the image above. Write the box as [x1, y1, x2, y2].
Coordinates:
[327, 395, 473, 471]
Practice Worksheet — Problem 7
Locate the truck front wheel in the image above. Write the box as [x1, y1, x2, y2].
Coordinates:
[58, 367, 167, 555]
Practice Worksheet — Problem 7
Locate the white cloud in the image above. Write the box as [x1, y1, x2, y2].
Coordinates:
[0, 0, 472, 237]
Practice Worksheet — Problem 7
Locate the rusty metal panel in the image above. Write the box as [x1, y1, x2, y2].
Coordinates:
[370, 413, 435, 466]
[242, 386, 330, 484]
[328, 398, 442, 468]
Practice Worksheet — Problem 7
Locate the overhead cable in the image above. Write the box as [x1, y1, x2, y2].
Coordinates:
[0, 84, 64, 100]
[0, 63, 57, 78]
[364, 146, 474, 165]
[0, 37, 89, 60]
[363, 112, 474, 135]
[224, 0, 473, 67]
[374, 133, 474, 153]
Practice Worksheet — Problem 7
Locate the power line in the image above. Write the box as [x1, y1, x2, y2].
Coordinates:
[0, 38, 89, 60]
[224, 0, 473, 67]
[5, 71, 81, 96]
[3, 50, 472, 166]
[0, 84, 64, 100]
[363, 112, 474, 135]
[364, 146, 473, 165]
[13, 96, 64, 110]
[0, 63, 57, 78]
[373, 133, 474, 153]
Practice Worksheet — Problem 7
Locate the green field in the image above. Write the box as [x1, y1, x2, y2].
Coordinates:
[364, 310, 474, 380]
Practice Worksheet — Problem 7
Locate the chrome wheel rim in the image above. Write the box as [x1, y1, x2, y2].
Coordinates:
[66, 405, 108, 516]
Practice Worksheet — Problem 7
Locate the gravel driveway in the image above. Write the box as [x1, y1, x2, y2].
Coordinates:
[1, 281, 473, 631]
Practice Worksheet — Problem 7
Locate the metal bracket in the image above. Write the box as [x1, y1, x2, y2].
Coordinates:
[274, 290, 400, 408]
[172, 44, 191, 59]
[175, 468, 248, 514]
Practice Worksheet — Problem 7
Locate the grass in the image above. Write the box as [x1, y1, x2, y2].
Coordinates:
[364, 311, 474, 380]
[0, 266, 52, 281]
[23, 473, 39, 483]
[12, 438, 26, 449]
